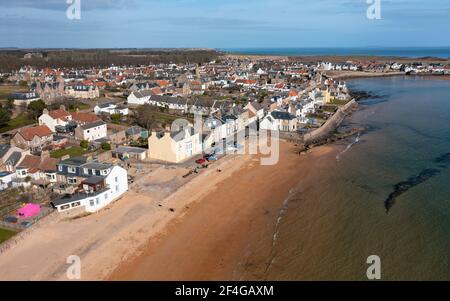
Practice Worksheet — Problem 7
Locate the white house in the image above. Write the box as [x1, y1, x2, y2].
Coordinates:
[51, 165, 128, 213]
[75, 121, 107, 142]
[94, 103, 129, 116]
[38, 108, 72, 132]
[0, 171, 14, 191]
[127, 90, 153, 105]
[260, 111, 297, 132]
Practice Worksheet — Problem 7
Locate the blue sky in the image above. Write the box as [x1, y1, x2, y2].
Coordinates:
[0, 0, 449, 48]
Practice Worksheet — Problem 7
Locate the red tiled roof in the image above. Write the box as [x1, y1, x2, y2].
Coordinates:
[39, 157, 60, 171]
[18, 125, 53, 141]
[49, 109, 71, 120]
[70, 112, 101, 123]
[18, 155, 41, 169]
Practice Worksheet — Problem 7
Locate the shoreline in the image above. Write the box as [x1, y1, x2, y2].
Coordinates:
[109, 141, 336, 280]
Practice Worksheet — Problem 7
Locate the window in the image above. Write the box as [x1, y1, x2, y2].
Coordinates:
[68, 178, 77, 184]
[116, 185, 119, 192]
[96, 198, 100, 205]
[58, 165, 63, 172]
[68, 166, 76, 174]
[83, 168, 89, 175]
[71, 202, 81, 208]
[90, 200, 95, 207]
[115, 176, 118, 183]
[104, 194, 108, 201]
[61, 204, 70, 210]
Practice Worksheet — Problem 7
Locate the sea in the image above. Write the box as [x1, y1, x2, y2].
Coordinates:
[221, 47, 450, 58]
[243, 76, 450, 280]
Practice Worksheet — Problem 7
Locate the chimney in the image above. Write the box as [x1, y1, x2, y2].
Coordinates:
[42, 108, 49, 115]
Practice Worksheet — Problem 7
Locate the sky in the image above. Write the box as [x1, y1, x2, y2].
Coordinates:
[0, 0, 449, 49]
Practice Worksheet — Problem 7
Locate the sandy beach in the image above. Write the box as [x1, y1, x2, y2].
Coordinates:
[0, 139, 334, 280]
[110, 142, 334, 280]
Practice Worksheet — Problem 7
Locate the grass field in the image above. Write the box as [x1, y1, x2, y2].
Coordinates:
[50, 146, 88, 158]
[0, 113, 36, 133]
[0, 228, 16, 244]
[0, 84, 27, 101]
[329, 99, 350, 106]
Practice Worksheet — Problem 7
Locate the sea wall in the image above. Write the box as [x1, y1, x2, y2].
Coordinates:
[303, 99, 357, 146]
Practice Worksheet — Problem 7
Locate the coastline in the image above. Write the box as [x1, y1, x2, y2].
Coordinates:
[110, 142, 336, 280]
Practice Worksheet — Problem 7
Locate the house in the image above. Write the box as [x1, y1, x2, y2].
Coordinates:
[260, 111, 297, 132]
[65, 84, 100, 99]
[244, 101, 266, 120]
[10, 92, 40, 106]
[112, 146, 148, 161]
[126, 126, 149, 141]
[39, 108, 101, 132]
[0, 145, 29, 172]
[94, 103, 129, 116]
[51, 163, 128, 213]
[31, 77, 65, 103]
[14, 153, 60, 186]
[39, 107, 72, 132]
[0, 144, 29, 172]
[11, 125, 54, 152]
[75, 121, 108, 142]
[127, 90, 153, 105]
[148, 127, 202, 163]
[0, 171, 14, 191]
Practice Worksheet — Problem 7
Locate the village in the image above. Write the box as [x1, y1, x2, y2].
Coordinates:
[0, 51, 449, 245]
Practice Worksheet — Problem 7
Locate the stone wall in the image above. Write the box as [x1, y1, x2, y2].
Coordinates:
[303, 99, 357, 146]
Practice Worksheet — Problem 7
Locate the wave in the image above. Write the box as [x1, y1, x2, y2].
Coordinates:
[336, 133, 361, 161]
[263, 189, 296, 276]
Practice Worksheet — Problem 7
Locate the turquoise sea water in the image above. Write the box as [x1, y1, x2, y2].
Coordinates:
[245, 76, 450, 280]
[222, 47, 450, 58]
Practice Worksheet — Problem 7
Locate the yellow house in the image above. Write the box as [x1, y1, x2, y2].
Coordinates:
[148, 127, 202, 163]
[323, 89, 331, 104]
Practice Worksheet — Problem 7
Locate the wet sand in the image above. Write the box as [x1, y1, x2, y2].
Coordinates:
[110, 142, 335, 280]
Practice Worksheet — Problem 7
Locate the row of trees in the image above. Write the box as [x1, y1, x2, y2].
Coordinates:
[0, 49, 222, 73]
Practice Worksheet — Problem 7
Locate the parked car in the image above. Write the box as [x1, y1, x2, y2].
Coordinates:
[195, 158, 207, 165]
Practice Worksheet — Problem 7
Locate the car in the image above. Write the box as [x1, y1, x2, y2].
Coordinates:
[195, 158, 207, 165]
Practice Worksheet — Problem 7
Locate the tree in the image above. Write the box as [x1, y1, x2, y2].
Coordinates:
[80, 140, 89, 149]
[101, 142, 111, 151]
[111, 113, 121, 122]
[134, 104, 155, 130]
[4, 99, 14, 113]
[27, 99, 47, 120]
[0, 106, 11, 126]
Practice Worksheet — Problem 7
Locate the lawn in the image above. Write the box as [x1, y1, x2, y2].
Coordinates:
[0, 228, 16, 244]
[50, 146, 88, 158]
[0, 84, 27, 101]
[329, 99, 350, 106]
[0, 113, 36, 133]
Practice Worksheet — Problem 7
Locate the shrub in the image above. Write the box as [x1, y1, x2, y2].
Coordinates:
[80, 140, 89, 149]
[101, 142, 111, 151]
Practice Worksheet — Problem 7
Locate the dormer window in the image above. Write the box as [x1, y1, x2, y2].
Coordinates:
[68, 166, 76, 174]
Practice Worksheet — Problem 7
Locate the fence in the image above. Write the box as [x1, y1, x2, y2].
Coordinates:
[0, 207, 57, 254]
